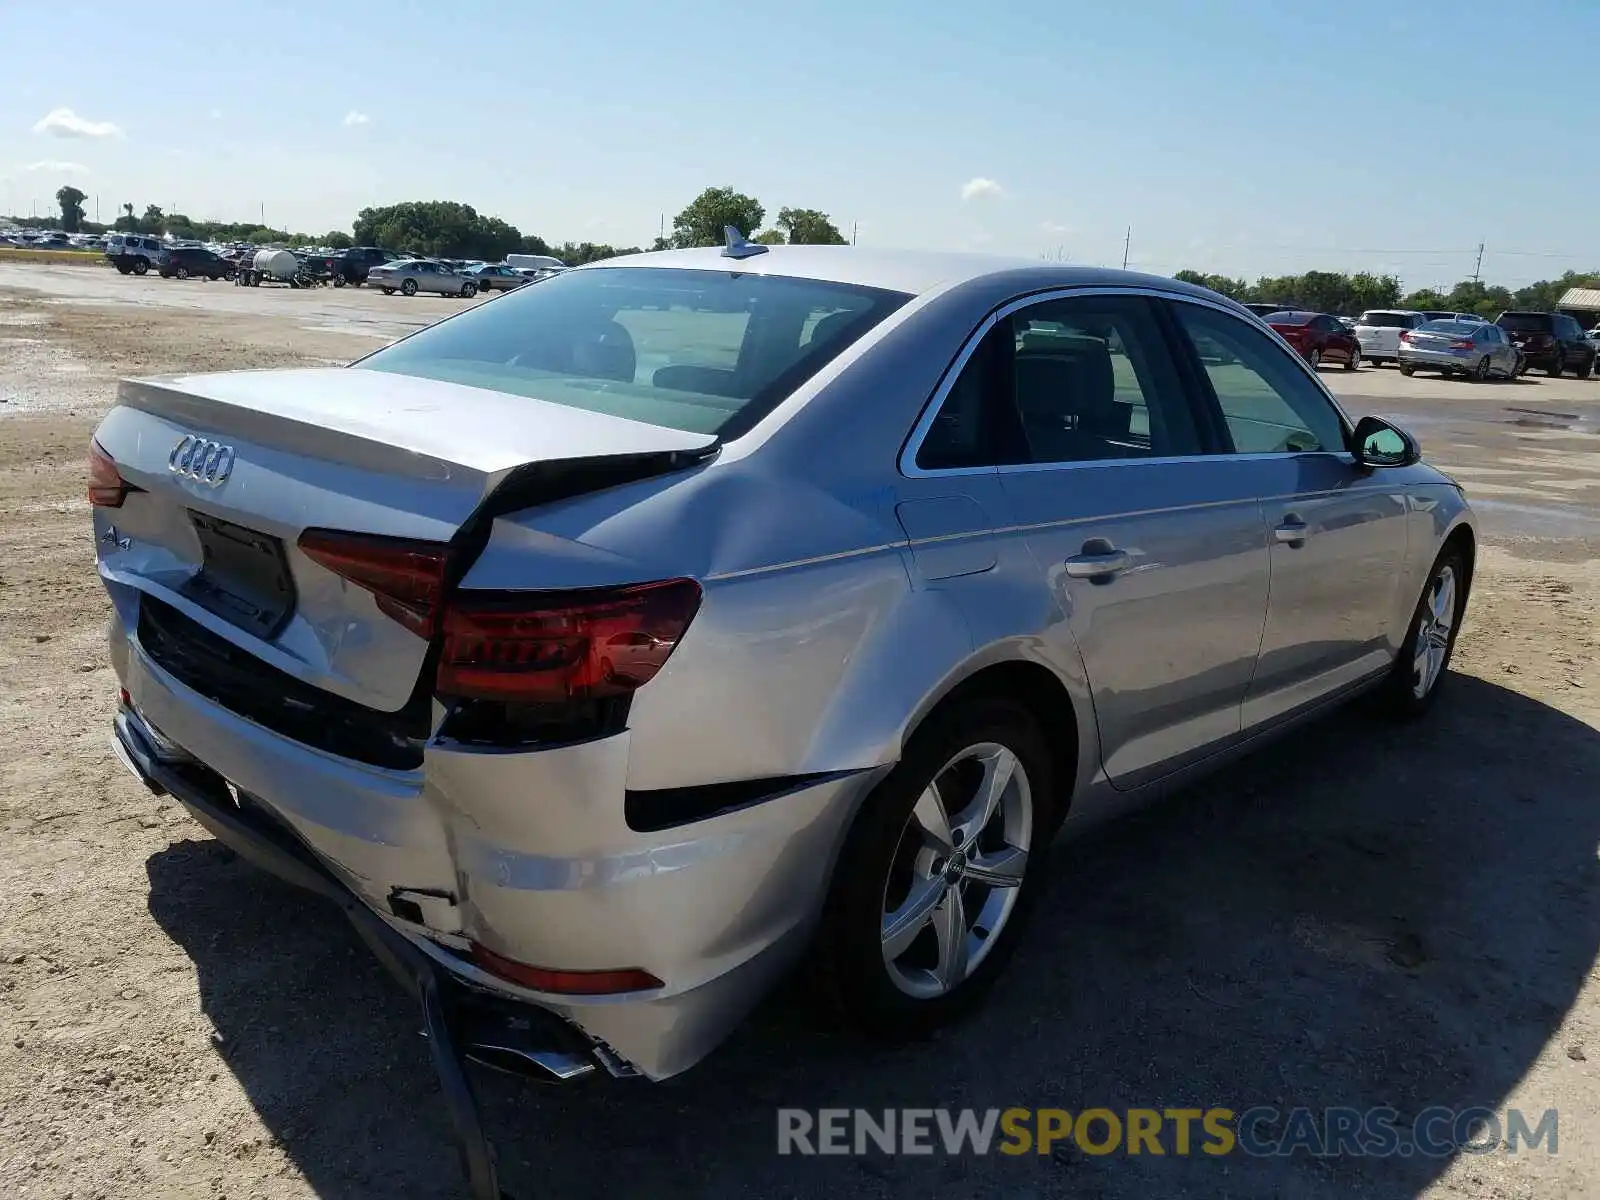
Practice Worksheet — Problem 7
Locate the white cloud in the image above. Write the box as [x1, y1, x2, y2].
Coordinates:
[343, 110, 371, 127]
[24, 160, 88, 174]
[1041, 220, 1072, 235]
[960, 177, 1005, 203]
[32, 107, 122, 138]
[210, 109, 223, 120]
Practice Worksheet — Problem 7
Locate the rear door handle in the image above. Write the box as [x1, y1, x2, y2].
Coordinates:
[1275, 516, 1310, 545]
[1064, 542, 1131, 580]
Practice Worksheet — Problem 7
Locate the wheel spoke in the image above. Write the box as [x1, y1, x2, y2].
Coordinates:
[911, 786, 954, 852]
[1432, 574, 1456, 627]
[962, 844, 1028, 889]
[882, 877, 945, 960]
[930, 885, 969, 989]
[952, 747, 1017, 846]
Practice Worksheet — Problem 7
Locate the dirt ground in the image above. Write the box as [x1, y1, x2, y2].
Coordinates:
[1, 268, 1597, 1199]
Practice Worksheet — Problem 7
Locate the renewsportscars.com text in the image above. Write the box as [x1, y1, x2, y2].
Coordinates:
[776, 1106, 1558, 1158]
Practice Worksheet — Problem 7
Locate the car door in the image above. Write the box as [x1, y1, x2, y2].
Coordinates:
[1166, 300, 1411, 731]
[947, 292, 1273, 788]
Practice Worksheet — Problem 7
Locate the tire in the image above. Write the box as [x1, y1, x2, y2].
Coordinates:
[175, 266, 189, 280]
[1398, 361, 1415, 376]
[401, 278, 418, 296]
[131, 258, 148, 276]
[1308, 348, 1322, 369]
[1472, 356, 1489, 382]
[812, 693, 1059, 1038]
[332, 274, 346, 287]
[115, 264, 131, 276]
[381, 286, 395, 295]
[1547, 357, 1563, 377]
[1372, 547, 1467, 720]
[461, 281, 477, 298]
[1344, 348, 1360, 371]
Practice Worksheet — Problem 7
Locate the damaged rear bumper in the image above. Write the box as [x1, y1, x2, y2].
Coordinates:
[113, 704, 586, 1198]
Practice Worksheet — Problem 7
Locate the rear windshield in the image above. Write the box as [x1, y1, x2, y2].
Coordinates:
[1265, 312, 1312, 325]
[1496, 312, 1551, 332]
[1419, 320, 1479, 335]
[1358, 311, 1414, 328]
[358, 266, 911, 438]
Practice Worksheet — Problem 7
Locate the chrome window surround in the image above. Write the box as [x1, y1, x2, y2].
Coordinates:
[897, 285, 1359, 480]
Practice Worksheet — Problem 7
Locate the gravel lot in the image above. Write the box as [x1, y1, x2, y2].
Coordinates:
[1, 264, 1597, 1199]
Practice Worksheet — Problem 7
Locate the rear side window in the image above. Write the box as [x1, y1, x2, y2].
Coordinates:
[915, 294, 1202, 469]
[360, 267, 910, 438]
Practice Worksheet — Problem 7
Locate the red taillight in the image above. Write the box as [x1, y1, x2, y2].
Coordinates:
[297, 528, 450, 638]
[1448, 339, 1475, 350]
[470, 943, 662, 995]
[88, 440, 131, 507]
[437, 579, 701, 703]
[1399, 332, 1414, 344]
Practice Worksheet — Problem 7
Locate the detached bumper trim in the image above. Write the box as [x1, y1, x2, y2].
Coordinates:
[113, 705, 567, 1200]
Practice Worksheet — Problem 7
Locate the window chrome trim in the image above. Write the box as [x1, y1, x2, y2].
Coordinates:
[898, 284, 1356, 479]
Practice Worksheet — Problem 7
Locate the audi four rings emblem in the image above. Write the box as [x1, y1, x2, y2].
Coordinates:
[168, 435, 236, 486]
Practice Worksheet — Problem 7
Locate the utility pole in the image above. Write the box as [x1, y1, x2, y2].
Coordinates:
[851, 220, 858, 246]
[658, 212, 664, 245]
[1121, 226, 1131, 270]
[1471, 241, 1485, 285]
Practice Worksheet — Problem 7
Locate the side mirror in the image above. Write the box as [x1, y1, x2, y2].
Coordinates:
[1350, 414, 1421, 469]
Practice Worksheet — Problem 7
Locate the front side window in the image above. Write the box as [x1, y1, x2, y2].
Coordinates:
[361, 266, 910, 437]
[1172, 303, 1347, 455]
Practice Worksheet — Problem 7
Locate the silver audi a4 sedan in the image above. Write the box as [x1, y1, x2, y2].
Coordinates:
[92, 243, 1474, 1086]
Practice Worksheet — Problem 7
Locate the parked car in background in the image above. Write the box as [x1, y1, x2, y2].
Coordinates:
[368, 258, 479, 297]
[92, 251, 1474, 1176]
[1264, 310, 1362, 370]
[1585, 326, 1600, 363]
[104, 233, 165, 275]
[157, 246, 233, 280]
[331, 246, 398, 285]
[1494, 311, 1595, 377]
[1398, 319, 1521, 380]
[1353, 310, 1428, 367]
[1243, 302, 1294, 318]
[464, 264, 528, 293]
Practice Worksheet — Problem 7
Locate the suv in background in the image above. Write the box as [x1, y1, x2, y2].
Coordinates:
[104, 233, 164, 275]
[333, 246, 398, 285]
[1495, 311, 1596, 377]
[1353, 310, 1428, 368]
[156, 245, 233, 281]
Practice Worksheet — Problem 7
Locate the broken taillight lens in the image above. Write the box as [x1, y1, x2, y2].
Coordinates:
[436, 579, 702, 704]
[88, 440, 133, 508]
[296, 528, 451, 638]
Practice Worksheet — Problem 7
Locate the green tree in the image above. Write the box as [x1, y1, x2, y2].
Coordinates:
[55, 186, 87, 233]
[324, 230, 353, 249]
[670, 186, 764, 248]
[753, 229, 786, 245]
[775, 207, 846, 245]
[112, 202, 137, 232]
[352, 200, 524, 259]
[138, 205, 165, 235]
[1347, 272, 1401, 313]
[1173, 269, 1250, 300]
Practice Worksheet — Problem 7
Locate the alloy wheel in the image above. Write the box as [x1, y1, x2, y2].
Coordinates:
[1412, 564, 1457, 699]
[881, 743, 1033, 999]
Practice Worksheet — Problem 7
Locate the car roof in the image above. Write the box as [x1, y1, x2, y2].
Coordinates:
[575, 244, 1246, 307]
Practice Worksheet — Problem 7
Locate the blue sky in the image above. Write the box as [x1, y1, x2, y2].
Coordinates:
[3, 0, 1598, 287]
